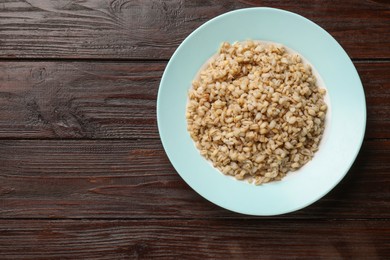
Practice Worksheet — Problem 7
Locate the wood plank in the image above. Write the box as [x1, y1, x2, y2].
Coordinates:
[0, 139, 388, 219]
[0, 61, 163, 139]
[0, 61, 388, 139]
[0, 219, 388, 259]
[359, 62, 390, 139]
[0, 0, 389, 59]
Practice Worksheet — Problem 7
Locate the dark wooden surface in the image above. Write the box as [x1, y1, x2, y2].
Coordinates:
[0, 0, 389, 259]
[1, 220, 389, 259]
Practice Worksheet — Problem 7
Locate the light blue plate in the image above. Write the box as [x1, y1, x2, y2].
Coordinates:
[157, 8, 366, 216]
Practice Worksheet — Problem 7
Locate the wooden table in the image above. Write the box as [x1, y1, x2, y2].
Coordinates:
[1, 1, 389, 259]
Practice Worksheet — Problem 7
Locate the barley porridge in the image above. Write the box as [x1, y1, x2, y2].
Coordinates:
[186, 41, 327, 185]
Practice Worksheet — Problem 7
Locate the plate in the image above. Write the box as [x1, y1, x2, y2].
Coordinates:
[157, 7, 366, 215]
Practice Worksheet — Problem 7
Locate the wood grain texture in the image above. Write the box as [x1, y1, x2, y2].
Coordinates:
[0, 139, 388, 219]
[0, 0, 389, 59]
[0, 219, 389, 259]
[360, 61, 390, 139]
[0, 62, 162, 138]
[0, 61, 388, 139]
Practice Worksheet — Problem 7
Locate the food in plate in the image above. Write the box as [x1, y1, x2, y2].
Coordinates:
[186, 40, 327, 185]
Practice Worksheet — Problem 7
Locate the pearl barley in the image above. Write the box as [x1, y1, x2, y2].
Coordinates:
[186, 41, 327, 185]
